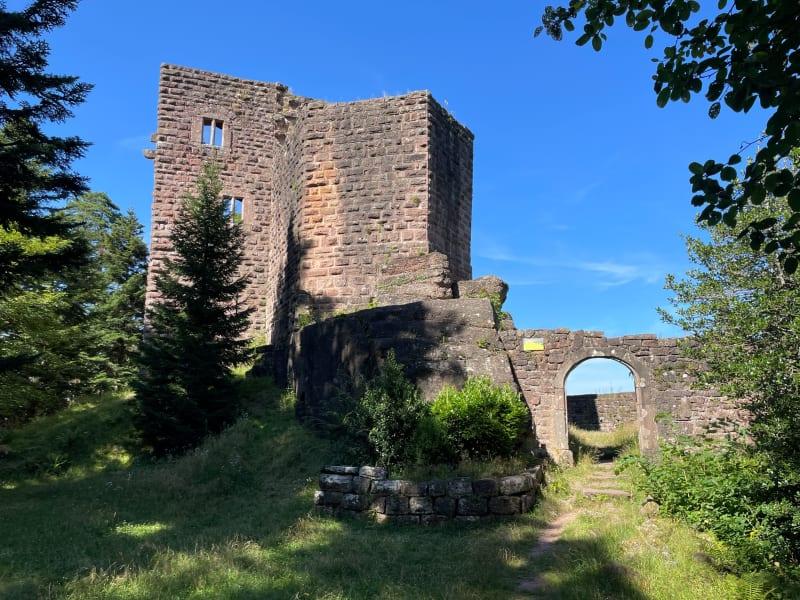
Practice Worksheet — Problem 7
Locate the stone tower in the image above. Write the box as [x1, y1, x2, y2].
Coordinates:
[145, 64, 473, 345]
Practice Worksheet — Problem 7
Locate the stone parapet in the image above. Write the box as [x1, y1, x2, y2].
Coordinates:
[313, 464, 545, 524]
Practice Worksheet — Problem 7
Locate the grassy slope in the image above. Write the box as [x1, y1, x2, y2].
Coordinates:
[0, 380, 747, 599]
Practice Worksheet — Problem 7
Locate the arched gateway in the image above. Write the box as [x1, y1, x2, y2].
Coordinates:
[498, 327, 744, 464]
[557, 350, 658, 461]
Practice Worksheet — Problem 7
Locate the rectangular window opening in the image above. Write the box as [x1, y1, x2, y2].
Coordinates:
[202, 117, 224, 147]
[223, 196, 244, 222]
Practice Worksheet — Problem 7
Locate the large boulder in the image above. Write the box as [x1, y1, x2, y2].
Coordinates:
[456, 275, 509, 305]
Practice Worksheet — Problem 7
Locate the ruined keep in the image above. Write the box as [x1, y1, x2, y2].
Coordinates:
[145, 65, 746, 464]
[145, 64, 472, 344]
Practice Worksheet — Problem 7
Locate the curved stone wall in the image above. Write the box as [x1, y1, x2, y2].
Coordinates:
[314, 464, 545, 524]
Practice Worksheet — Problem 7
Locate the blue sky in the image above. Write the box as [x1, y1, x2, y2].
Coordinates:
[35, 1, 765, 392]
[566, 359, 635, 395]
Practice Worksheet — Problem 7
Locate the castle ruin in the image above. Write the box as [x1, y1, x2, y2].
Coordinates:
[145, 64, 472, 344]
[145, 65, 746, 463]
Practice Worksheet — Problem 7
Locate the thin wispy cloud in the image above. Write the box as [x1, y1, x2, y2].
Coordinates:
[573, 179, 605, 202]
[475, 238, 669, 289]
[116, 134, 151, 151]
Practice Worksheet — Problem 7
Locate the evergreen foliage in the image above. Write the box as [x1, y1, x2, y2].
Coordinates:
[0, 0, 104, 426]
[0, 0, 91, 288]
[0, 193, 148, 425]
[343, 350, 428, 467]
[61, 192, 148, 388]
[135, 162, 253, 456]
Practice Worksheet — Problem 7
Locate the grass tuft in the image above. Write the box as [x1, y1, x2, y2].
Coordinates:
[569, 423, 638, 462]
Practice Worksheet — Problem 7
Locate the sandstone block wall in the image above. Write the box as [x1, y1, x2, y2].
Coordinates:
[314, 464, 545, 524]
[567, 393, 638, 431]
[285, 275, 747, 464]
[292, 297, 517, 425]
[146, 65, 473, 343]
[500, 328, 747, 462]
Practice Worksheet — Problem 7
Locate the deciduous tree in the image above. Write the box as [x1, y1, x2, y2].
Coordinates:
[537, 0, 800, 271]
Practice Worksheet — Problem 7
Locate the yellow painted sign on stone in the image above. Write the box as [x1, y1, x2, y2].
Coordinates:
[523, 338, 544, 352]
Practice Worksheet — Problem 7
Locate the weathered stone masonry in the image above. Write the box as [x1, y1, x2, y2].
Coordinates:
[567, 393, 638, 432]
[145, 64, 473, 342]
[294, 289, 748, 465]
[314, 464, 545, 524]
[146, 66, 747, 464]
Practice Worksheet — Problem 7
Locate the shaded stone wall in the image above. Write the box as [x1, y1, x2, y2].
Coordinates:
[293, 297, 517, 424]
[427, 99, 473, 282]
[287, 275, 747, 463]
[566, 393, 638, 432]
[314, 464, 545, 524]
[146, 65, 473, 342]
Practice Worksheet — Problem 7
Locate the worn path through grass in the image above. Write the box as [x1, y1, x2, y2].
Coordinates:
[514, 459, 742, 599]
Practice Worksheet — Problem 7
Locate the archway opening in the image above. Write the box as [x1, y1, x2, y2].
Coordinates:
[564, 358, 637, 460]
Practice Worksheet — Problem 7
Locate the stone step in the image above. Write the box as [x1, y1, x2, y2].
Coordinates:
[588, 472, 617, 480]
[580, 487, 631, 499]
[593, 462, 617, 470]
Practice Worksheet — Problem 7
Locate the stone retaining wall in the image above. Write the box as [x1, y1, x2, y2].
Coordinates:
[314, 464, 545, 524]
[567, 392, 638, 432]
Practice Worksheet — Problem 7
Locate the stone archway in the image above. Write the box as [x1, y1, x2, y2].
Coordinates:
[553, 348, 659, 464]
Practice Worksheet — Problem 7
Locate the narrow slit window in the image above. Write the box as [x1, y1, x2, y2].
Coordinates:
[202, 117, 224, 147]
[223, 196, 243, 222]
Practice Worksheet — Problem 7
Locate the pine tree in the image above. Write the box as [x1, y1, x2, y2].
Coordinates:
[135, 163, 253, 456]
[0, 0, 92, 289]
[61, 193, 148, 389]
[0, 0, 94, 424]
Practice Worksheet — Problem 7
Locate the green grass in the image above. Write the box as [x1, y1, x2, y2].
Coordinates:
[0, 379, 756, 599]
[529, 457, 745, 599]
[393, 455, 539, 481]
[569, 423, 639, 462]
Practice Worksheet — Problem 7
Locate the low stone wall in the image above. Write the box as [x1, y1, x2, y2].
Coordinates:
[567, 392, 638, 432]
[314, 464, 545, 524]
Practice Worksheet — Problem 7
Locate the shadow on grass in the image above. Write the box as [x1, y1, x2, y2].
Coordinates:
[0, 379, 653, 599]
[0, 379, 526, 599]
[0, 393, 140, 483]
[526, 535, 649, 599]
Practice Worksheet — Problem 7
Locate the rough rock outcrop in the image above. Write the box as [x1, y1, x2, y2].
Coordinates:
[456, 275, 509, 305]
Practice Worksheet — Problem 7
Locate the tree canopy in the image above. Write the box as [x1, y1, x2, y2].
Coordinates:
[536, 0, 800, 271]
[0, 0, 91, 287]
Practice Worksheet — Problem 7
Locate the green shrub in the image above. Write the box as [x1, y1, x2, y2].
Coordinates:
[410, 412, 459, 465]
[620, 438, 800, 580]
[429, 377, 529, 460]
[343, 351, 428, 467]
